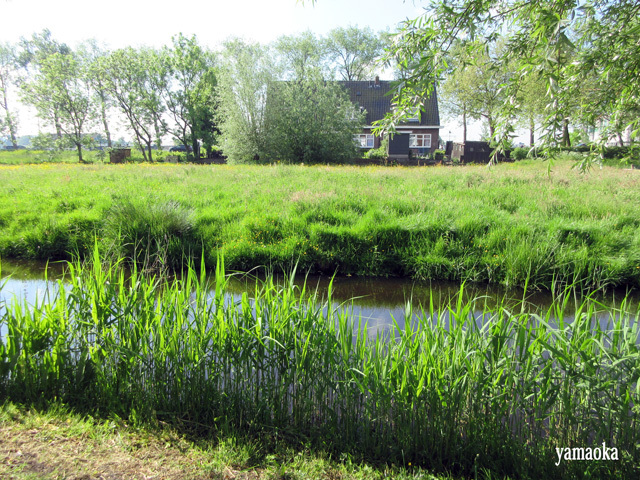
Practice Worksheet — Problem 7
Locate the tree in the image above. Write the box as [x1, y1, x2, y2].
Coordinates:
[440, 40, 514, 143]
[20, 51, 94, 163]
[359, 0, 640, 153]
[80, 40, 114, 149]
[514, 71, 547, 147]
[163, 34, 218, 159]
[102, 47, 167, 162]
[274, 31, 327, 80]
[217, 39, 276, 163]
[0, 43, 19, 147]
[265, 71, 364, 163]
[439, 42, 480, 143]
[324, 26, 384, 81]
[17, 30, 72, 141]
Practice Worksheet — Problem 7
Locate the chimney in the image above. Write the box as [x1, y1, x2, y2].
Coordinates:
[375, 75, 380, 86]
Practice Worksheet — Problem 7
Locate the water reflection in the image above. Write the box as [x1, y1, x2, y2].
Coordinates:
[1, 259, 639, 335]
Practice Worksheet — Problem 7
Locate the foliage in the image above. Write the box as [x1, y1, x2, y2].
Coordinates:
[219, 39, 363, 164]
[163, 34, 218, 159]
[0, 42, 20, 147]
[363, 135, 388, 159]
[440, 40, 514, 141]
[511, 147, 528, 161]
[373, 0, 640, 161]
[274, 31, 327, 80]
[265, 72, 364, 163]
[80, 39, 115, 149]
[101, 47, 167, 162]
[20, 51, 94, 163]
[217, 39, 275, 164]
[324, 26, 384, 81]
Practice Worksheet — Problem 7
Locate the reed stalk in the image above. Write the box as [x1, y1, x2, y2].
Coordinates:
[0, 249, 638, 479]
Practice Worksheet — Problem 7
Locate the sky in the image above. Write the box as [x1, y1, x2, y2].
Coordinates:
[0, 0, 490, 142]
[0, 0, 425, 51]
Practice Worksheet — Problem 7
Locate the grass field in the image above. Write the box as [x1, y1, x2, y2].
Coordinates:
[1, 156, 638, 290]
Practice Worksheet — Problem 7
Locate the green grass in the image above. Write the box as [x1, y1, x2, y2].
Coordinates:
[0, 148, 167, 165]
[2, 401, 451, 480]
[1, 251, 639, 479]
[0, 157, 639, 290]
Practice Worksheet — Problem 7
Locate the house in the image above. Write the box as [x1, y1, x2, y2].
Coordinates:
[340, 76, 441, 160]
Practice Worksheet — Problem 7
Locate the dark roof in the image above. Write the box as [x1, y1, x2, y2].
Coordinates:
[339, 80, 440, 127]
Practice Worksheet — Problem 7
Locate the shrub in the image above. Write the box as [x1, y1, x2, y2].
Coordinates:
[363, 136, 388, 160]
[512, 147, 528, 160]
[364, 146, 387, 160]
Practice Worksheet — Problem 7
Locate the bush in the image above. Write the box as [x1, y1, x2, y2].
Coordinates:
[364, 146, 387, 160]
[512, 147, 528, 160]
[363, 136, 388, 160]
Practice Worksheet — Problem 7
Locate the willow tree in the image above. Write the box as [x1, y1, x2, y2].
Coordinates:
[20, 51, 94, 163]
[102, 47, 167, 162]
[0, 43, 20, 147]
[217, 39, 276, 163]
[307, 0, 640, 157]
[163, 34, 218, 159]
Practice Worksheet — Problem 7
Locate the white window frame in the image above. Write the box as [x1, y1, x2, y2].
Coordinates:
[355, 134, 374, 149]
[409, 133, 431, 149]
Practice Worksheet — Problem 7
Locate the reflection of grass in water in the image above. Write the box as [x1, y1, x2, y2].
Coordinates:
[1, 250, 638, 479]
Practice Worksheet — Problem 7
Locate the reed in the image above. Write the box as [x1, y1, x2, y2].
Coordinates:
[0, 251, 639, 479]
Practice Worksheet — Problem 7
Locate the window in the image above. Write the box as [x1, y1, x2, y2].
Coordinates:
[409, 134, 431, 148]
[355, 134, 374, 149]
[407, 108, 420, 123]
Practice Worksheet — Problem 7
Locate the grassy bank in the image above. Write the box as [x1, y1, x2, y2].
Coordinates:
[0, 158, 639, 289]
[1, 253, 639, 479]
[1, 402, 446, 480]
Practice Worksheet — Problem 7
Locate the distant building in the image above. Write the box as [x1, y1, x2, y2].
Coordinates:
[340, 77, 441, 159]
[450, 141, 511, 164]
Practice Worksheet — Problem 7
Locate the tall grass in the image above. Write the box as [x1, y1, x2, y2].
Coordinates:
[1, 251, 638, 479]
[1, 159, 639, 290]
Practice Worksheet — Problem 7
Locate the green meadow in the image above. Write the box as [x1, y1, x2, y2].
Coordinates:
[1, 157, 639, 290]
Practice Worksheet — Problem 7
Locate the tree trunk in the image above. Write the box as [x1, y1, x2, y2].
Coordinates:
[1, 88, 18, 147]
[488, 115, 495, 141]
[136, 134, 148, 162]
[146, 141, 154, 162]
[76, 143, 85, 163]
[462, 107, 467, 143]
[562, 118, 571, 147]
[100, 97, 112, 148]
[529, 117, 535, 147]
[5, 113, 18, 147]
[190, 126, 199, 159]
[617, 132, 624, 147]
[54, 112, 63, 141]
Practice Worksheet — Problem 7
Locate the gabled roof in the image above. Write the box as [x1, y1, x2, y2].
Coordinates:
[339, 79, 440, 127]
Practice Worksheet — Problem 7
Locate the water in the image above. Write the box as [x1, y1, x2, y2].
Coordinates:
[2, 259, 639, 334]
